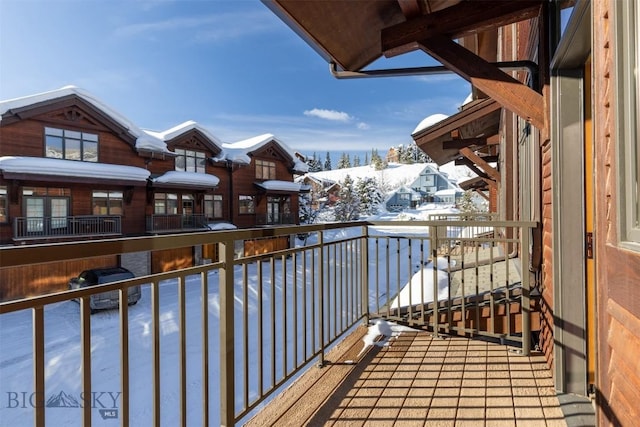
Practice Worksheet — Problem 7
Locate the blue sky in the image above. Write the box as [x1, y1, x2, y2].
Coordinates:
[0, 0, 471, 155]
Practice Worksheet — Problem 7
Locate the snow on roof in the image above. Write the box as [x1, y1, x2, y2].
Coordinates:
[435, 188, 463, 196]
[306, 162, 433, 189]
[0, 156, 150, 182]
[145, 120, 223, 151]
[0, 86, 171, 155]
[412, 113, 449, 134]
[217, 134, 308, 172]
[255, 180, 302, 192]
[151, 171, 220, 187]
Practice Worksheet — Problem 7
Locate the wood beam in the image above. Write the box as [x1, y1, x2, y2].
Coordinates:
[475, 188, 490, 201]
[443, 137, 488, 150]
[382, 1, 542, 54]
[419, 35, 545, 130]
[457, 158, 490, 181]
[460, 147, 501, 183]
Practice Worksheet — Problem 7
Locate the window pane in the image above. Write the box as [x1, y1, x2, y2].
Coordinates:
[45, 135, 63, 158]
[64, 130, 82, 139]
[83, 141, 98, 162]
[65, 139, 81, 160]
[175, 155, 186, 171]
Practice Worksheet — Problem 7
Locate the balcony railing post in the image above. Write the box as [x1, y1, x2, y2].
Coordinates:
[317, 231, 325, 367]
[219, 237, 236, 426]
[361, 225, 370, 325]
[429, 224, 439, 338]
[521, 225, 531, 356]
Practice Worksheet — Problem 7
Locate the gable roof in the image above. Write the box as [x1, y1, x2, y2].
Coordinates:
[0, 85, 171, 156]
[144, 120, 224, 155]
[216, 133, 308, 173]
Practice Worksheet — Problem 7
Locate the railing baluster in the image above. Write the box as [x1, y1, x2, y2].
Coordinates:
[80, 297, 92, 427]
[201, 271, 210, 427]
[32, 306, 45, 427]
[219, 239, 235, 427]
[318, 232, 325, 367]
[242, 263, 249, 412]
[119, 287, 129, 427]
[178, 275, 186, 427]
[258, 256, 264, 397]
[521, 226, 531, 356]
[152, 279, 160, 427]
[270, 257, 276, 386]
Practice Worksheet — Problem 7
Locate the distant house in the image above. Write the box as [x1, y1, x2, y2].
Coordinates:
[296, 174, 339, 209]
[385, 186, 423, 212]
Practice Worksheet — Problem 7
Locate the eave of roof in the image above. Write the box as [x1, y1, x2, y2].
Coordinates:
[412, 98, 501, 166]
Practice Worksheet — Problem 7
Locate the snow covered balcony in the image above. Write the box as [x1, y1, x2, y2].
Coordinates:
[13, 214, 121, 241]
[0, 219, 539, 426]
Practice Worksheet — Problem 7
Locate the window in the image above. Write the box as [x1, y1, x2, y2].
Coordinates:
[255, 159, 276, 180]
[45, 127, 98, 162]
[92, 191, 123, 215]
[616, 0, 640, 246]
[154, 193, 178, 214]
[175, 149, 206, 173]
[204, 194, 223, 219]
[0, 186, 7, 223]
[239, 195, 255, 214]
[267, 196, 291, 224]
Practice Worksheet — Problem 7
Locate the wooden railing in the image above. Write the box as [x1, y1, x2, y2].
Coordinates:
[0, 219, 537, 426]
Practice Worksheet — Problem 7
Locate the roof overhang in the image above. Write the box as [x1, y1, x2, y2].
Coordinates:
[412, 97, 501, 166]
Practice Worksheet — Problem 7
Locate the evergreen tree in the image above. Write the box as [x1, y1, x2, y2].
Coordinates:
[353, 155, 361, 167]
[337, 152, 351, 169]
[370, 149, 385, 170]
[334, 175, 360, 221]
[306, 152, 323, 172]
[355, 176, 383, 216]
[364, 153, 369, 165]
[324, 152, 332, 170]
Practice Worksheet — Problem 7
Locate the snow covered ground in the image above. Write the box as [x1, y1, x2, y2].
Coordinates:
[0, 206, 462, 426]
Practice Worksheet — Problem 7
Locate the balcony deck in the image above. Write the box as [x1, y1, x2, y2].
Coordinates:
[246, 326, 566, 427]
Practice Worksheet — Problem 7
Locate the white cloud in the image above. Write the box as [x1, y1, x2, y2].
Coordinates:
[114, 10, 276, 42]
[357, 122, 370, 130]
[303, 108, 352, 122]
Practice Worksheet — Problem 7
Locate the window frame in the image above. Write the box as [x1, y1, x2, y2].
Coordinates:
[255, 159, 276, 180]
[175, 148, 206, 173]
[615, 0, 640, 248]
[44, 127, 99, 162]
[204, 194, 223, 219]
[154, 192, 178, 215]
[92, 191, 124, 216]
[238, 195, 255, 215]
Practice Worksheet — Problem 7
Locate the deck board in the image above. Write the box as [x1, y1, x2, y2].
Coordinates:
[245, 326, 567, 426]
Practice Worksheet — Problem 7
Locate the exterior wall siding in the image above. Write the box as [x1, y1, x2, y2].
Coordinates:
[593, 1, 640, 425]
[540, 139, 554, 369]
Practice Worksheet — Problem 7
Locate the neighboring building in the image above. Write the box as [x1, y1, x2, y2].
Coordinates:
[266, 1, 640, 424]
[385, 186, 422, 212]
[0, 86, 306, 298]
[296, 174, 338, 209]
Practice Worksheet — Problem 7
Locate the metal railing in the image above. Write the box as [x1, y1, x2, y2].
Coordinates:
[0, 219, 536, 426]
[146, 214, 209, 232]
[254, 213, 296, 226]
[13, 215, 122, 240]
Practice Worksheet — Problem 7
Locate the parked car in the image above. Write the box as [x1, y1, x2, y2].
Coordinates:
[69, 267, 141, 314]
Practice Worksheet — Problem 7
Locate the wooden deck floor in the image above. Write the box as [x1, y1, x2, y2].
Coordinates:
[245, 324, 567, 426]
